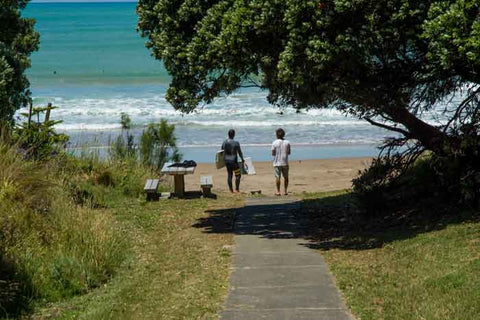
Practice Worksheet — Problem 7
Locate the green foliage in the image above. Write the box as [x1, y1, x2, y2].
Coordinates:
[109, 113, 136, 162]
[120, 112, 132, 130]
[138, 0, 479, 153]
[14, 104, 69, 160]
[140, 119, 182, 172]
[0, 136, 147, 317]
[0, 0, 39, 124]
[138, 0, 480, 207]
[353, 146, 480, 213]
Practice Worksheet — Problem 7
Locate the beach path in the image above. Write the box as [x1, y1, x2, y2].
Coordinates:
[219, 197, 353, 320]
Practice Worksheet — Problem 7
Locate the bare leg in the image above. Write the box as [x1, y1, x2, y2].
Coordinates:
[284, 177, 289, 195]
[275, 178, 281, 195]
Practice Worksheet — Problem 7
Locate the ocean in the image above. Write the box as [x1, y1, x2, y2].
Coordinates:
[22, 2, 394, 162]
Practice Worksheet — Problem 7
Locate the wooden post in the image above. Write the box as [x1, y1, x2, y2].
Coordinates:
[45, 102, 52, 123]
[27, 100, 33, 128]
[174, 175, 185, 197]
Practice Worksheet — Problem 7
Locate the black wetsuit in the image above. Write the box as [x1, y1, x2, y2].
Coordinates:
[221, 139, 243, 191]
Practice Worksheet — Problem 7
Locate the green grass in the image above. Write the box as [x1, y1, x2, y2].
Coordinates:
[0, 139, 242, 319]
[30, 193, 242, 320]
[301, 192, 480, 320]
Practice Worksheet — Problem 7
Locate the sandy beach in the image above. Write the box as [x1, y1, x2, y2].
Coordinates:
[183, 157, 372, 195]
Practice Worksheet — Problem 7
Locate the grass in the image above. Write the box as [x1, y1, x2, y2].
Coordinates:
[0, 144, 129, 316]
[301, 191, 480, 320]
[0, 138, 243, 319]
[30, 193, 242, 320]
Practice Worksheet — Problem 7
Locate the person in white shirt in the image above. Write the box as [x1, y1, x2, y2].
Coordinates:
[271, 128, 291, 195]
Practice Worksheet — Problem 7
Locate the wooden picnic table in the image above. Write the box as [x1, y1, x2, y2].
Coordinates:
[161, 162, 196, 197]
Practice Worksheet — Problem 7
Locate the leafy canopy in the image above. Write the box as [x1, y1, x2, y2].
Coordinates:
[0, 0, 39, 124]
[138, 0, 479, 153]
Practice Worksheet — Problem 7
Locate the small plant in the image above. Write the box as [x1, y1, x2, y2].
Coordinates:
[110, 113, 136, 161]
[14, 103, 69, 160]
[140, 119, 182, 172]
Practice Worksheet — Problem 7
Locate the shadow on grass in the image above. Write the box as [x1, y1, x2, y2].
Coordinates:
[192, 207, 236, 234]
[193, 194, 480, 252]
[0, 254, 32, 318]
[171, 191, 217, 200]
[301, 193, 480, 251]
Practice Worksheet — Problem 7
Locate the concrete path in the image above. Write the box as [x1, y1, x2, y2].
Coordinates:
[220, 197, 353, 320]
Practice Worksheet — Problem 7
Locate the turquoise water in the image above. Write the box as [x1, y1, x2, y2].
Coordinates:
[21, 2, 397, 161]
[25, 2, 168, 86]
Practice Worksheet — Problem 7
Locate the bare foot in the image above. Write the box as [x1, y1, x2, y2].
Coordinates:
[275, 192, 281, 196]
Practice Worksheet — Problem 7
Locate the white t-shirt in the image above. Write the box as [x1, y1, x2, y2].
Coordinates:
[271, 139, 291, 167]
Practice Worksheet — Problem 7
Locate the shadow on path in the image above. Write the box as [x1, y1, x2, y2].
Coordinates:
[194, 193, 480, 252]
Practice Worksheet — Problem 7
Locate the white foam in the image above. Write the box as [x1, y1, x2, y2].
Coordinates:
[17, 88, 434, 146]
[57, 123, 122, 131]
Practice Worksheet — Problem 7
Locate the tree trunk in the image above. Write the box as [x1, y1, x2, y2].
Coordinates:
[386, 106, 450, 154]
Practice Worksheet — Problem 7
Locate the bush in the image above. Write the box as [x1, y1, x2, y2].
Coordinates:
[0, 134, 127, 316]
[14, 104, 69, 160]
[140, 119, 182, 172]
[353, 148, 480, 215]
[109, 113, 136, 162]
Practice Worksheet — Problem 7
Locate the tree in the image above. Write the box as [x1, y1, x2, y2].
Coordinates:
[0, 0, 39, 125]
[137, 0, 479, 158]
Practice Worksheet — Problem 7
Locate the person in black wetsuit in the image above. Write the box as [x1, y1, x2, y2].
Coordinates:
[221, 129, 245, 193]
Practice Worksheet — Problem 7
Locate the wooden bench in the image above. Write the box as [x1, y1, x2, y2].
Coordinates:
[200, 175, 213, 197]
[144, 179, 159, 201]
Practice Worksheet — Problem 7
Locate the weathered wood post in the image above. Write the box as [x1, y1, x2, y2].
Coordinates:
[44, 102, 52, 123]
[27, 100, 33, 128]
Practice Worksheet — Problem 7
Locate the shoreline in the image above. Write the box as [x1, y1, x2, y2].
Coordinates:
[68, 143, 380, 163]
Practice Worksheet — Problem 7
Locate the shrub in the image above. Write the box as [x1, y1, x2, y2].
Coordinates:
[353, 147, 480, 215]
[140, 119, 182, 172]
[109, 113, 136, 162]
[0, 133, 127, 316]
[14, 104, 69, 161]
[0, 135, 53, 213]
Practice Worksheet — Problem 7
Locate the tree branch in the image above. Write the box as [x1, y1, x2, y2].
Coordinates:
[239, 84, 261, 88]
[443, 85, 480, 132]
[364, 117, 412, 137]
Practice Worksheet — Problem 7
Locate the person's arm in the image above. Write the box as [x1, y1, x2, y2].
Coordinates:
[271, 142, 276, 156]
[221, 140, 225, 150]
[287, 142, 291, 155]
[238, 144, 245, 162]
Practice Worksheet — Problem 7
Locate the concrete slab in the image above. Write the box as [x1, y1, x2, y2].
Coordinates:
[230, 265, 331, 288]
[225, 285, 344, 310]
[233, 252, 325, 268]
[233, 237, 312, 253]
[219, 197, 353, 320]
[220, 309, 352, 320]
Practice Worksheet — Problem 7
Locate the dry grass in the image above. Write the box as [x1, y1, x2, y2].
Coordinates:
[29, 193, 243, 320]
